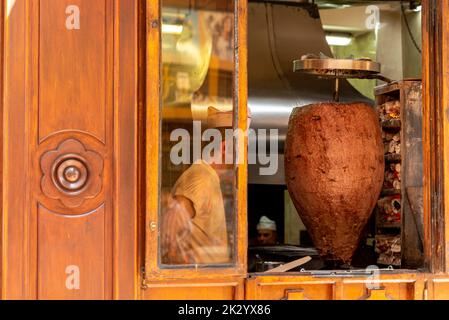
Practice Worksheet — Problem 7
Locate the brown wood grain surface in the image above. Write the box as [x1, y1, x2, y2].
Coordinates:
[422, 0, 449, 273]
[0, 0, 4, 297]
[2, 0, 141, 299]
[440, 0, 449, 275]
[246, 274, 425, 300]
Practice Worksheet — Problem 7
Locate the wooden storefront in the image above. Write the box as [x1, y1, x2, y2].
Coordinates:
[2, 0, 449, 300]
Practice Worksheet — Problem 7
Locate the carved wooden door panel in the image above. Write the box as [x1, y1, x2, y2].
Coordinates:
[2, 0, 142, 299]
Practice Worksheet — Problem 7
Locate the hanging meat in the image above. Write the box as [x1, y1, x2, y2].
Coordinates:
[285, 102, 384, 265]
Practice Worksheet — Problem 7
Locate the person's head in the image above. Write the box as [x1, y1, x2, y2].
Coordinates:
[257, 216, 277, 245]
[203, 107, 234, 171]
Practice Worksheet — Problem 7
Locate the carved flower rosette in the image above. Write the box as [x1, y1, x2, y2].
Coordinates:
[40, 139, 104, 208]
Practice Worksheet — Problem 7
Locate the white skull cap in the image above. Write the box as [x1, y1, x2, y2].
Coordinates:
[257, 216, 277, 231]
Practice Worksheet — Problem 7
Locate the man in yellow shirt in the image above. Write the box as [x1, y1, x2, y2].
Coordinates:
[161, 108, 233, 265]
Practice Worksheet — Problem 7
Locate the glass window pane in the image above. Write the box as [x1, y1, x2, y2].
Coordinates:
[159, 0, 236, 266]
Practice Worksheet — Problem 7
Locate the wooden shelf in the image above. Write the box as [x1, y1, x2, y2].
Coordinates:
[381, 119, 402, 130]
[377, 222, 401, 229]
[375, 79, 423, 269]
[377, 262, 402, 267]
[375, 79, 422, 96]
[381, 189, 401, 197]
[375, 81, 401, 95]
[385, 154, 401, 163]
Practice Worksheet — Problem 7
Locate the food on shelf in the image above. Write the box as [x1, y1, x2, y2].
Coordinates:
[384, 163, 401, 190]
[383, 132, 401, 155]
[377, 195, 401, 224]
[375, 234, 401, 266]
[376, 94, 404, 268]
[386, 139, 401, 155]
[379, 100, 401, 121]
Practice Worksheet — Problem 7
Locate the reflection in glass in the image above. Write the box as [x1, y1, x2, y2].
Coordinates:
[160, 0, 235, 266]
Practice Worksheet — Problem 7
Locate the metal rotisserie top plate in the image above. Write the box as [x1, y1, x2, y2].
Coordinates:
[293, 57, 382, 80]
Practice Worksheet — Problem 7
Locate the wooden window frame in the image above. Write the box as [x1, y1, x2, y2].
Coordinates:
[144, 0, 248, 281]
[143, 0, 449, 282]
[422, 0, 449, 274]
